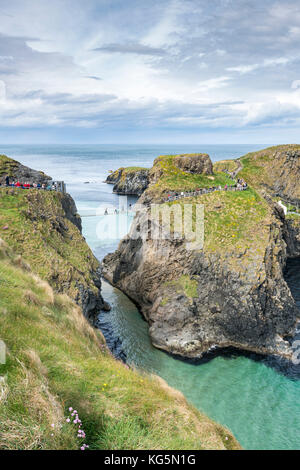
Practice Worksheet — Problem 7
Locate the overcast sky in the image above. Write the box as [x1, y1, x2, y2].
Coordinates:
[0, 0, 300, 143]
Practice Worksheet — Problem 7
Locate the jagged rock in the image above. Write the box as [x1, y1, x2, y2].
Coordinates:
[105, 168, 149, 196]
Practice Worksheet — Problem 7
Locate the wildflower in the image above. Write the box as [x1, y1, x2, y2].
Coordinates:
[51, 423, 55, 428]
[69, 407, 73, 412]
[66, 418, 70, 423]
[81, 446, 85, 451]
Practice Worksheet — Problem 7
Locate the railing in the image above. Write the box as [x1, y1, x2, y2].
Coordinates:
[3, 180, 66, 194]
[164, 184, 248, 203]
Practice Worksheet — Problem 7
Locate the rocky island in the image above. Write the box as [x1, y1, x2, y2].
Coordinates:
[105, 166, 149, 196]
[103, 145, 300, 360]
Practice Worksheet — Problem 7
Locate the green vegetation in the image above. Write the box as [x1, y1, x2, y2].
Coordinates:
[109, 167, 149, 181]
[0, 240, 239, 450]
[0, 155, 19, 178]
[171, 275, 198, 299]
[238, 145, 300, 200]
[160, 187, 270, 260]
[122, 167, 149, 174]
[148, 154, 233, 196]
[213, 159, 240, 173]
[0, 187, 99, 300]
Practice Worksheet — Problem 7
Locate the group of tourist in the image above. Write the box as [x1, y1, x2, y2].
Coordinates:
[1, 176, 61, 192]
[104, 204, 133, 215]
[166, 179, 248, 202]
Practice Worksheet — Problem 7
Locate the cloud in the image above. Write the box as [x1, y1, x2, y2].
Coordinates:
[92, 42, 166, 56]
[85, 75, 102, 81]
[228, 57, 293, 75]
[0, 0, 300, 141]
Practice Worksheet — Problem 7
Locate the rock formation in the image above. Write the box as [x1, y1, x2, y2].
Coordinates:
[105, 167, 149, 196]
[0, 154, 108, 320]
[103, 147, 300, 360]
[173, 153, 213, 175]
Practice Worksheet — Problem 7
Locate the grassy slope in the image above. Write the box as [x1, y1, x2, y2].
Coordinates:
[238, 145, 300, 200]
[146, 154, 274, 298]
[0, 155, 19, 178]
[0, 188, 99, 300]
[0, 240, 240, 450]
[148, 153, 271, 258]
[148, 155, 233, 195]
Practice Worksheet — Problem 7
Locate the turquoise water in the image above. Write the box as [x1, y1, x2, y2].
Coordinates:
[2, 144, 299, 450]
[95, 273, 300, 450]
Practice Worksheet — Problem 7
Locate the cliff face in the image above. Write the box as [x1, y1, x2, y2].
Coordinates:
[103, 149, 300, 359]
[0, 185, 107, 320]
[105, 167, 149, 196]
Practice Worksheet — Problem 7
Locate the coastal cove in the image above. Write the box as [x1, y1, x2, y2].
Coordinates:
[2, 144, 300, 450]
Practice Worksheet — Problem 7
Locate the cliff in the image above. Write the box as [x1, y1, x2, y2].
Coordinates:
[103, 149, 300, 360]
[105, 167, 149, 196]
[214, 144, 300, 204]
[0, 239, 239, 450]
[0, 156, 107, 320]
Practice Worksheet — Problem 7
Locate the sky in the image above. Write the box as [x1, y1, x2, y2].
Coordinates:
[0, 0, 300, 144]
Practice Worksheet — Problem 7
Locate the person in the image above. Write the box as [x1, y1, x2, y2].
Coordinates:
[224, 184, 228, 191]
[15, 181, 21, 187]
[5, 175, 9, 186]
[104, 208, 108, 215]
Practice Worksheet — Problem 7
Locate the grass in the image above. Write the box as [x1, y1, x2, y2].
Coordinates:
[0, 240, 240, 450]
[0, 187, 100, 300]
[157, 187, 271, 264]
[147, 154, 233, 197]
[0, 155, 19, 178]
[168, 275, 198, 299]
[109, 167, 149, 181]
[213, 160, 240, 173]
[238, 145, 300, 200]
